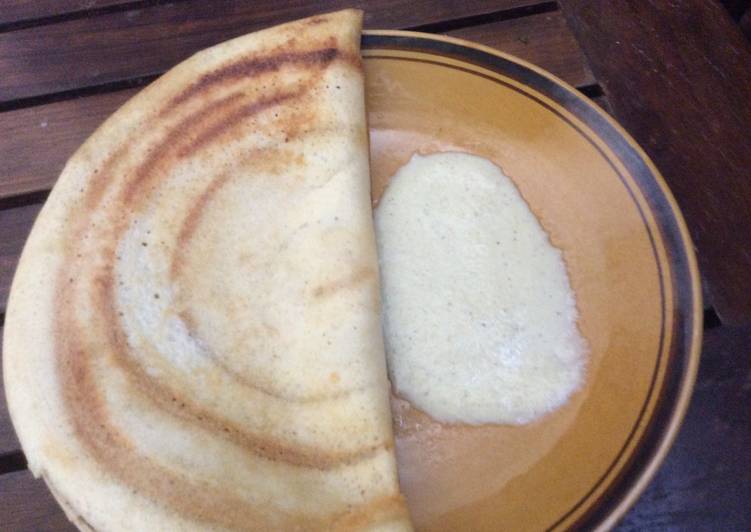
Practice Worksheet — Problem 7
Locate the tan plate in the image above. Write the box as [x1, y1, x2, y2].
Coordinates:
[362, 30, 702, 531]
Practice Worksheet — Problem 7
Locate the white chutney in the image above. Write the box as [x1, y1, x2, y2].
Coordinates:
[375, 152, 588, 425]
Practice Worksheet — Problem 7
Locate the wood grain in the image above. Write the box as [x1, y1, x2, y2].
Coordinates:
[0, 11, 594, 201]
[0, 89, 138, 199]
[0, 204, 42, 315]
[0, 469, 75, 531]
[559, 0, 751, 324]
[616, 324, 751, 531]
[0, 325, 23, 456]
[0, 0, 136, 26]
[0, 0, 546, 102]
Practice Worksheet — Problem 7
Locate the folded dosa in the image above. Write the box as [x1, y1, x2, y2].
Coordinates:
[3, 9, 410, 530]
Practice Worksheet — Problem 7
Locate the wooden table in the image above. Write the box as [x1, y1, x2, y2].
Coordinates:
[1, 1, 750, 530]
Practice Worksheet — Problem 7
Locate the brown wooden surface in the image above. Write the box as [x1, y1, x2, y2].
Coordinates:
[559, 0, 751, 325]
[0, 0, 136, 26]
[0, 89, 138, 199]
[0, 9, 591, 202]
[616, 323, 751, 531]
[0, 470, 75, 531]
[0, 325, 22, 456]
[0, 205, 42, 315]
[0, 0, 548, 102]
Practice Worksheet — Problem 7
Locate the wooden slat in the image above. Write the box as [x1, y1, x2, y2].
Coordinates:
[559, 0, 751, 325]
[0, 0, 546, 102]
[0, 0, 136, 26]
[0, 10, 592, 200]
[0, 204, 42, 315]
[0, 325, 22, 455]
[0, 89, 138, 199]
[0, 469, 75, 531]
[617, 324, 751, 530]
[447, 10, 594, 87]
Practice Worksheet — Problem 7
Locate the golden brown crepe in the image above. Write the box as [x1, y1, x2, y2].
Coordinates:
[3, 9, 411, 530]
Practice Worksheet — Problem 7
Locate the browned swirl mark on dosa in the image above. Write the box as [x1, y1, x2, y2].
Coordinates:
[67, 86, 384, 467]
[57, 247, 390, 528]
[313, 265, 377, 299]
[125, 40, 356, 203]
[122, 90, 244, 203]
[168, 139, 374, 403]
[52, 29, 397, 528]
[164, 37, 361, 114]
[175, 85, 306, 158]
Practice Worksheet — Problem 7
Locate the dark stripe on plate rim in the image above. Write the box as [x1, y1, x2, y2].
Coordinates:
[361, 33, 699, 531]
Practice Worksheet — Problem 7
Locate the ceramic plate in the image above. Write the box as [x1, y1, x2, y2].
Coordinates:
[362, 30, 702, 531]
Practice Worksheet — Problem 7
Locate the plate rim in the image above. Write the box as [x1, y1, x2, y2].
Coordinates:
[361, 29, 703, 531]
